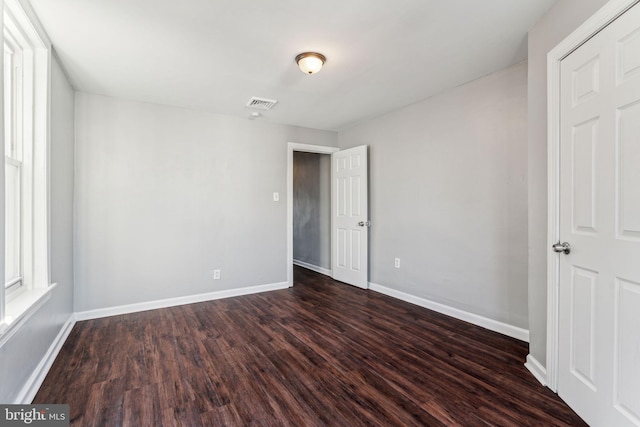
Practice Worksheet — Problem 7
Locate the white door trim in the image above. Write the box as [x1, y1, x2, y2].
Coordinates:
[545, 0, 640, 392]
[287, 142, 340, 286]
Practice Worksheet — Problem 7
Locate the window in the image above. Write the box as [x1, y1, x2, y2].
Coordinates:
[4, 26, 24, 296]
[0, 0, 51, 333]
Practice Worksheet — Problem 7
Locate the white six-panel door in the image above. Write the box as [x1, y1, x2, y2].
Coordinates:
[558, 3, 640, 426]
[332, 146, 368, 289]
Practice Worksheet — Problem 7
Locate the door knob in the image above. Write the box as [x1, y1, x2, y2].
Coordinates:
[552, 241, 571, 254]
[358, 221, 371, 227]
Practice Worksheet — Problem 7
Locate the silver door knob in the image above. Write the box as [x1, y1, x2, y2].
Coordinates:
[358, 221, 371, 227]
[552, 242, 571, 254]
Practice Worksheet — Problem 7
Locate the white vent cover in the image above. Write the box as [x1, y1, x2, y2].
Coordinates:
[246, 97, 278, 110]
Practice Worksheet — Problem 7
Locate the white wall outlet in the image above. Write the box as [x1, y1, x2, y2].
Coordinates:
[394, 258, 400, 269]
[213, 269, 221, 280]
[273, 192, 280, 202]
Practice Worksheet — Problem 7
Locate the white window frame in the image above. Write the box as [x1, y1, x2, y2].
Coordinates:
[4, 24, 24, 297]
[0, 0, 53, 337]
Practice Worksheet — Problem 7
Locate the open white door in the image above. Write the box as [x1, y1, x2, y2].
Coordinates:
[557, 3, 640, 426]
[332, 145, 368, 289]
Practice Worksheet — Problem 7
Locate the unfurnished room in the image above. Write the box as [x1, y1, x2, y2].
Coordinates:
[0, 0, 639, 426]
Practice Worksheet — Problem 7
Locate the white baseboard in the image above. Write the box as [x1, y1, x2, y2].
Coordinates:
[525, 354, 547, 386]
[17, 280, 531, 404]
[368, 282, 530, 342]
[75, 281, 290, 321]
[293, 259, 332, 277]
[15, 314, 76, 404]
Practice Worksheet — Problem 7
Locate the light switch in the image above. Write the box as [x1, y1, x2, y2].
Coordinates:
[273, 192, 280, 202]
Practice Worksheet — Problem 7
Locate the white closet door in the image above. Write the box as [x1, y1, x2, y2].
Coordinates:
[332, 145, 369, 289]
[557, 3, 640, 426]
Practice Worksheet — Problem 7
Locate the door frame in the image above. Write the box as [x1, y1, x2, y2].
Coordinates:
[546, 0, 639, 392]
[287, 142, 340, 287]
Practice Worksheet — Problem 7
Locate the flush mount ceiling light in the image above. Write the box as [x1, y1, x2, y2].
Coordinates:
[295, 52, 326, 74]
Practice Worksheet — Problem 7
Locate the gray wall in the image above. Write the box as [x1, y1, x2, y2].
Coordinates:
[293, 152, 331, 270]
[0, 57, 75, 403]
[74, 93, 337, 312]
[339, 62, 529, 329]
[527, 0, 609, 366]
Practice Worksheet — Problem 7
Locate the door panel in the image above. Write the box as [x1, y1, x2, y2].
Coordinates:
[350, 229, 362, 271]
[571, 118, 599, 235]
[615, 278, 640, 425]
[332, 146, 368, 289]
[617, 100, 640, 238]
[570, 266, 598, 391]
[572, 56, 600, 106]
[618, 27, 640, 83]
[558, 3, 640, 426]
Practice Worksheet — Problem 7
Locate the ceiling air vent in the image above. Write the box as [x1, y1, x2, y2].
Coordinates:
[246, 97, 278, 110]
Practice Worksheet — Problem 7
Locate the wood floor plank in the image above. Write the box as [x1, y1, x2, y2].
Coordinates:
[34, 266, 587, 426]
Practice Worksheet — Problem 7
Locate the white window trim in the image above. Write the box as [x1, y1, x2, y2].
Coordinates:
[4, 25, 24, 297]
[0, 0, 53, 337]
[0, 283, 55, 344]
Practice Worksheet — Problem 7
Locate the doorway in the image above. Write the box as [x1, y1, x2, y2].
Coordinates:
[292, 151, 332, 276]
[287, 143, 370, 289]
[287, 143, 339, 286]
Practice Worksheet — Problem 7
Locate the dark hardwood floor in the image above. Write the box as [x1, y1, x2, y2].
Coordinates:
[35, 267, 586, 426]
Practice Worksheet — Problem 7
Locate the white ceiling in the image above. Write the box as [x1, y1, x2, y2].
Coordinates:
[29, 0, 556, 131]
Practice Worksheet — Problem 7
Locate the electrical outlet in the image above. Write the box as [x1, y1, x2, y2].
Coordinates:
[213, 269, 221, 280]
[394, 258, 400, 269]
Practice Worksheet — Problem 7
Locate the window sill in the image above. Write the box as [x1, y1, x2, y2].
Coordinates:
[0, 283, 57, 348]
